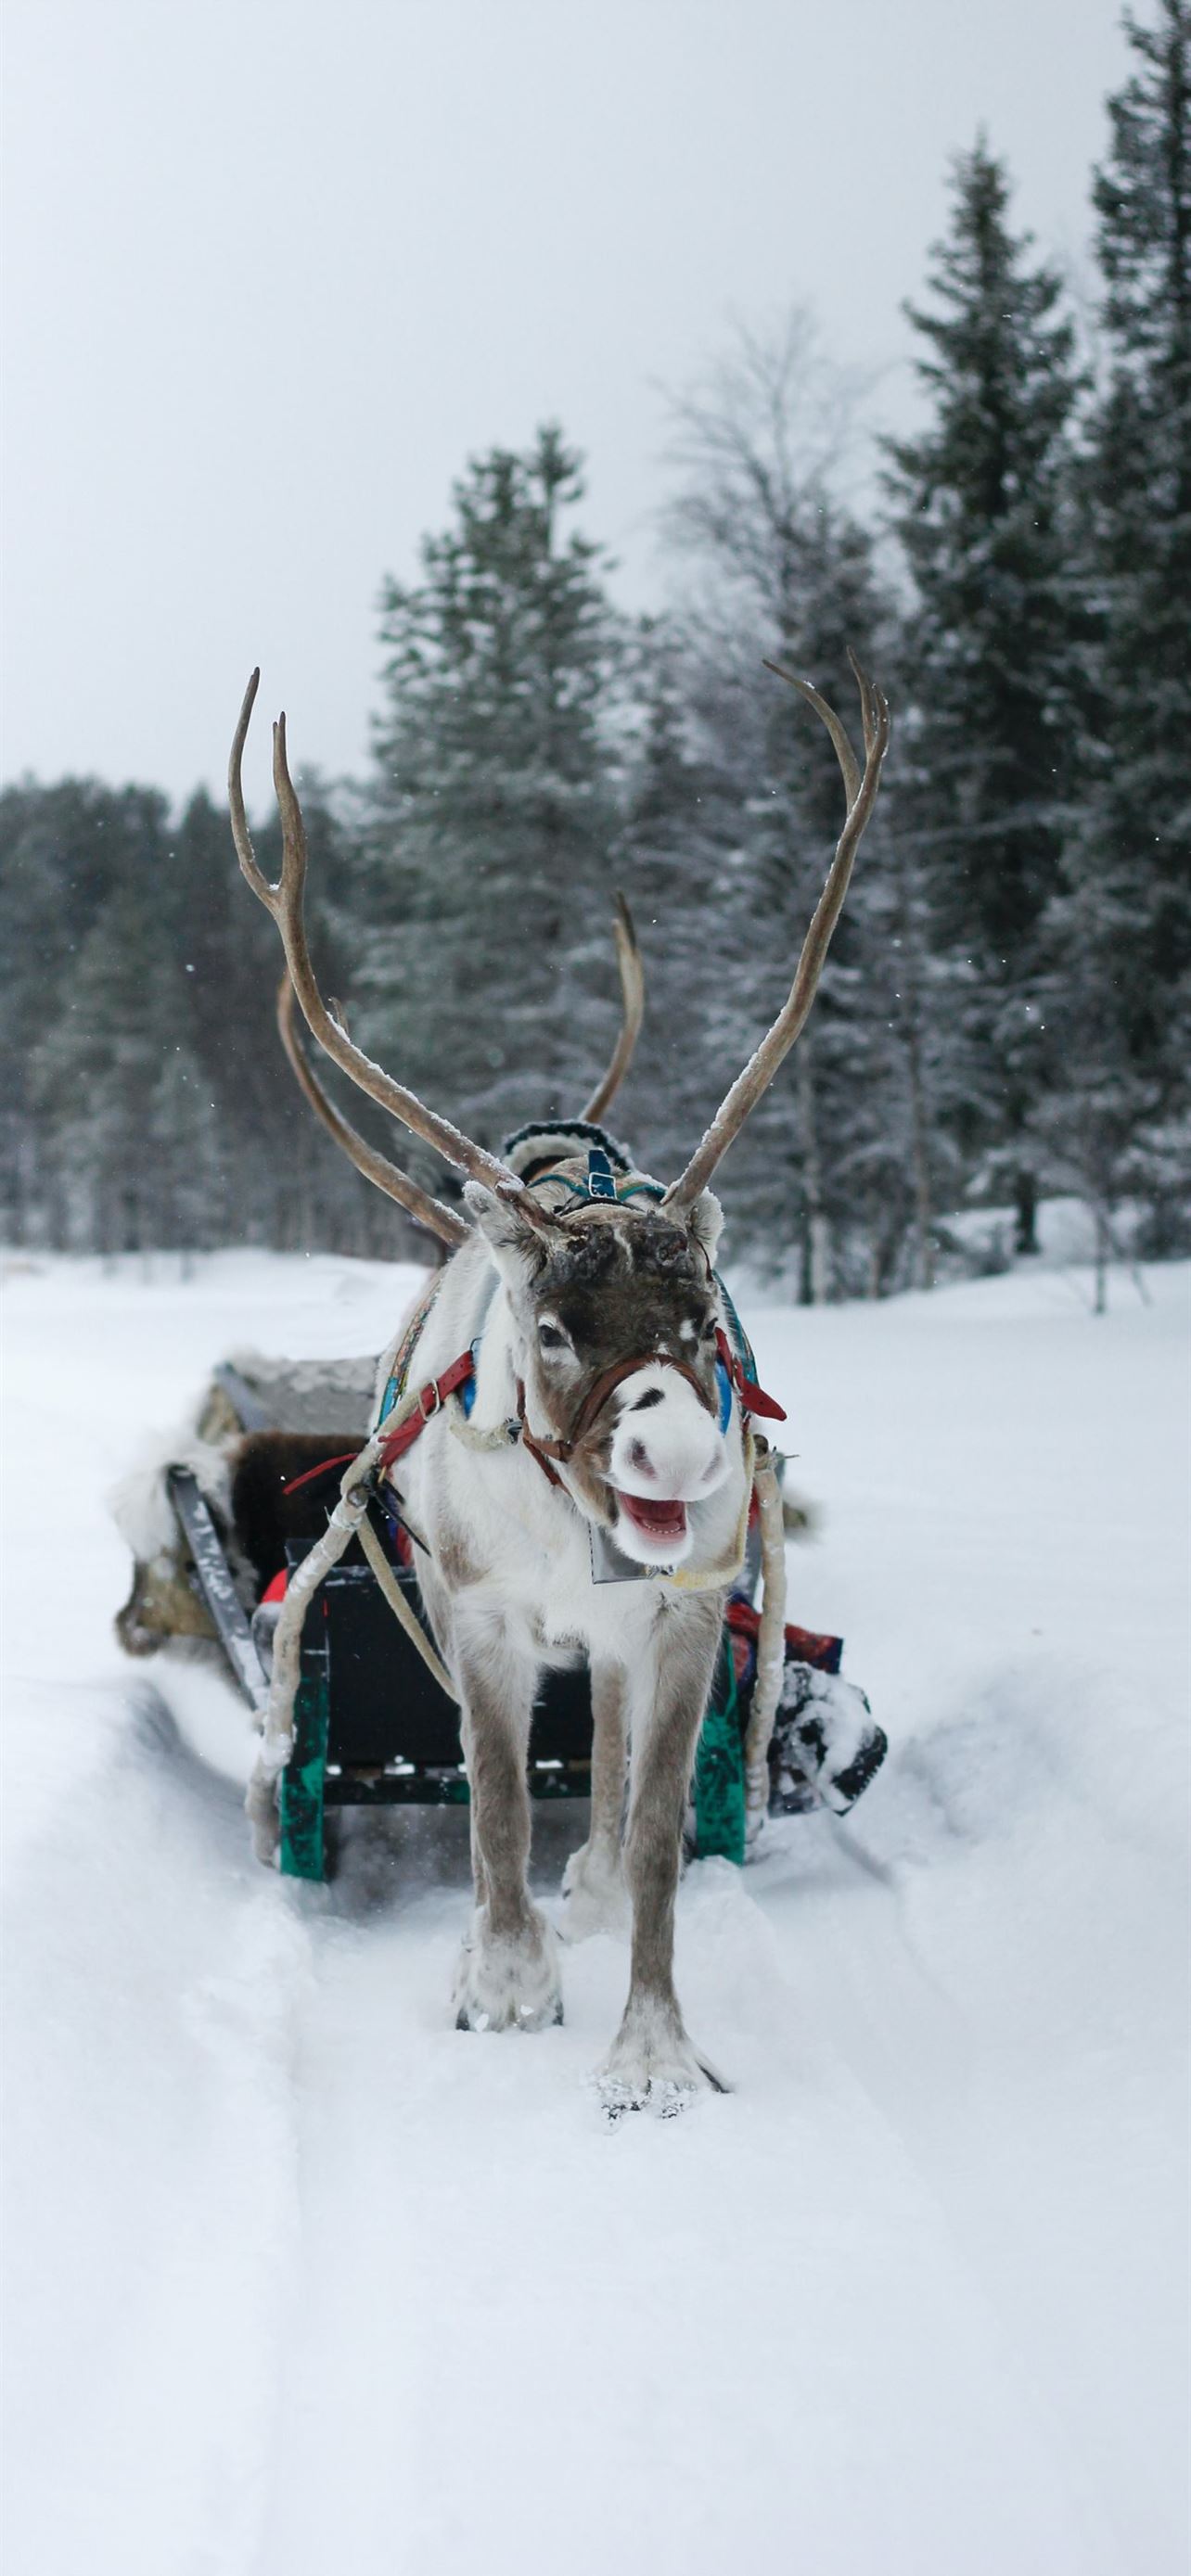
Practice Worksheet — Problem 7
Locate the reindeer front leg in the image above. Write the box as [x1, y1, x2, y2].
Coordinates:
[453, 1605, 563, 2034]
[598, 1594, 724, 2115]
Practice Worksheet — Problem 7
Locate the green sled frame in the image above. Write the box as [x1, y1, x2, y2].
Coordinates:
[271, 1537, 751, 1883]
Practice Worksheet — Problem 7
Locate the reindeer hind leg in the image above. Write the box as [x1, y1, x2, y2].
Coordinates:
[561, 1658, 631, 1941]
[454, 1613, 563, 2034]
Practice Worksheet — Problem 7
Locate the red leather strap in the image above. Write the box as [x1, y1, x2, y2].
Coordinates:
[375, 1332, 784, 1489]
[378, 1347, 477, 1468]
[715, 1328, 787, 1422]
[281, 1448, 361, 1497]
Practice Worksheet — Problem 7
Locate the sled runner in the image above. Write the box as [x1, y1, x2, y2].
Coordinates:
[118, 1344, 886, 1882]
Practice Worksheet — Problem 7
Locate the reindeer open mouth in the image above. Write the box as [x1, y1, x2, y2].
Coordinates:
[616, 1491, 689, 1548]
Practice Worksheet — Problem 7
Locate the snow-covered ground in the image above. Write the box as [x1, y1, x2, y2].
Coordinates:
[3, 1247, 1187, 2576]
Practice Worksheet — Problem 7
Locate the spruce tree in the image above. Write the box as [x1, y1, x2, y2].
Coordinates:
[884, 140, 1087, 1251]
[0, 766, 407, 1256]
[359, 427, 624, 1178]
[1038, 0, 1191, 1262]
[29, 877, 200, 1252]
[0, 781, 172, 1242]
[147, 1043, 224, 1252]
[209, 778, 392, 1256]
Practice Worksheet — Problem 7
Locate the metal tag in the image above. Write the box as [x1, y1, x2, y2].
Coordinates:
[588, 1522, 666, 1584]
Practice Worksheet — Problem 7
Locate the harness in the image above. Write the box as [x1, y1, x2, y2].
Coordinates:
[246, 1152, 791, 1853]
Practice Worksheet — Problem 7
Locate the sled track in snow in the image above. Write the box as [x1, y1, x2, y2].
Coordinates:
[6, 1660, 1185, 2576]
[4, 1255, 1187, 2574]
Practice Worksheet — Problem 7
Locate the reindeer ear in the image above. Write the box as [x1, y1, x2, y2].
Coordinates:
[464, 1181, 551, 1287]
[685, 1189, 724, 1265]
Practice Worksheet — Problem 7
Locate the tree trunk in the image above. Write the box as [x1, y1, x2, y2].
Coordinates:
[797, 1045, 829, 1305]
[1094, 1203, 1110, 1315]
[1015, 1167, 1039, 1256]
[905, 1007, 934, 1290]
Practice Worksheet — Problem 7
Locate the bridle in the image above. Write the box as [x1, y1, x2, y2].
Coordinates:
[372, 1168, 786, 1494]
[515, 1347, 720, 1491]
[514, 1319, 787, 1491]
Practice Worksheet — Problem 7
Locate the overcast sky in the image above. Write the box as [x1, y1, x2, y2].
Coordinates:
[3, 0, 1130, 806]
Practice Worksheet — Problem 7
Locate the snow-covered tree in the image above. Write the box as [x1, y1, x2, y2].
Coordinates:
[358, 427, 625, 1180]
[147, 1042, 224, 1252]
[0, 781, 172, 1242]
[29, 877, 198, 1252]
[1042, 0, 1191, 1258]
[884, 140, 1089, 1253]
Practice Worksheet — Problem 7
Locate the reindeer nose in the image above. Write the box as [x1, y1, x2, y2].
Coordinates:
[610, 1385, 726, 1503]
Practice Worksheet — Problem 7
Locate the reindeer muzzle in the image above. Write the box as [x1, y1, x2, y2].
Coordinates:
[517, 1350, 717, 1485]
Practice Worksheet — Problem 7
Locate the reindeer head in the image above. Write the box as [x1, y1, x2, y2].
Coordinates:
[465, 1184, 730, 1565]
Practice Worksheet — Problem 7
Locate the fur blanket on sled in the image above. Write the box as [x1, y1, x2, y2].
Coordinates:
[109, 1348, 378, 1658]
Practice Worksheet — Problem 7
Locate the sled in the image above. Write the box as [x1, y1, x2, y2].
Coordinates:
[118, 1351, 886, 1881]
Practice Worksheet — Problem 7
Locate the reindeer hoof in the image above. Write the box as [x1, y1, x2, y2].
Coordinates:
[596, 2073, 698, 2123]
[455, 1997, 564, 2033]
[452, 1908, 563, 2034]
[594, 2009, 729, 2121]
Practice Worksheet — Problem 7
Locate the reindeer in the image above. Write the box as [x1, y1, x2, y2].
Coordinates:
[228, 657, 889, 2112]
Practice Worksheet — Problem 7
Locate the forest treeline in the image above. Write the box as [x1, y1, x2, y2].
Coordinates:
[3, 3, 1188, 1294]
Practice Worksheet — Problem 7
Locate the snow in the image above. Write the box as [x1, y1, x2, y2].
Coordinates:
[2, 1246, 1187, 2576]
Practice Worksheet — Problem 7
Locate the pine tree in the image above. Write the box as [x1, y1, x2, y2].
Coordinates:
[147, 1043, 224, 1251]
[199, 778, 393, 1256]
[1039, 0, 1191, 1263]
[884, 140, 1088, 1252]
[1027, 870, 1161, 1306]
[0, 782, 172, 1241]
[29, 877, 198, 1252]
[358, 427, 625, 1179]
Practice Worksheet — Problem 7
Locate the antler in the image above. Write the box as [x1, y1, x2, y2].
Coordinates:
[229, 670, 525, 1201]
[662, 653, 890, 1214]
[275, 897, 637, 1231]
[581, 893, 644, 1123]
[275, 976, 467, 1247]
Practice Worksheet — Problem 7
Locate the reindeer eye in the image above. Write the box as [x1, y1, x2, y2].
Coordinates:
[537, 1320, 568, 1353]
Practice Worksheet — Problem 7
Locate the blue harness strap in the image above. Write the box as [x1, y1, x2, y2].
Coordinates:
[716, 1274, 770, 1391]
[714, 1357, 733, 1434]
[377, 1272, 444, 1427]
